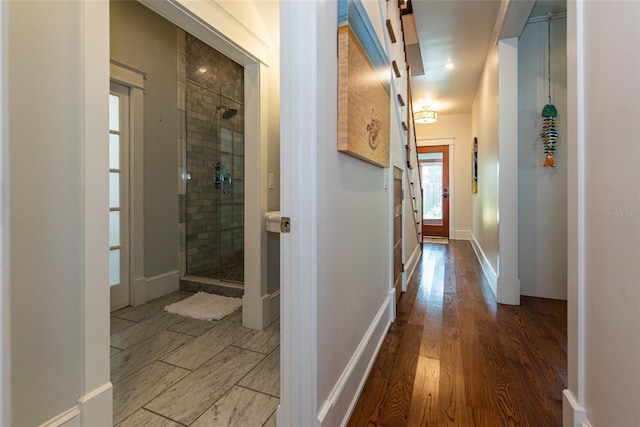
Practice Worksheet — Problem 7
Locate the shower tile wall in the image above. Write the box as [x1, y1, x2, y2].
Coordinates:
[178, 30, 244, 283]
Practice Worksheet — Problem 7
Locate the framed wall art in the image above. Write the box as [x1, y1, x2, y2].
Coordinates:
[472, 137, 478, 193]
[338, 0, 391, 168]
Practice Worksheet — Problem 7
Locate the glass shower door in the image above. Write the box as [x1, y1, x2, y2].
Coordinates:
[185, 81, 244, 283]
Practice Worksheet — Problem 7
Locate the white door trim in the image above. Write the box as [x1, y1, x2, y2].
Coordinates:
[140, 0, 272, 329]
[110, 62, 146, 307]
[82, 1, 112, 424]
[109, 82, 131, 311]
[416, 138, 456, 239]
[0, 2, 9, 424]
[279, 1, 319, 424]
[566, 0, 586, 414]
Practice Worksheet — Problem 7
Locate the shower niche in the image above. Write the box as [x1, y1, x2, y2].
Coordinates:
[180, 32, 245, 285]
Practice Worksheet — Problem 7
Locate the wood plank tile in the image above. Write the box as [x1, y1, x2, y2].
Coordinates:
[116, 409, 182, 427]
[145, 346, 265, 425]
[110, 347, 121, 357]
[238, 346, 280, 397]
[111, 312, 186, 350]
[111, 291, 194, 323]
[233, 318, 280, 354]
[111, 316, 136, 334]
[168, 317, 218, 337]
[191, 386, 279, 427]
[263, 411, 277, 427]
[227, 309, 243, 323]
[160, 319, 251, 370]
[111, 330, 192, 384]
[113, 361, 190, 425]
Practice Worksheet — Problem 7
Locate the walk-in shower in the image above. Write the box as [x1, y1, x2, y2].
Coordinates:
[180, 33, 245, 286]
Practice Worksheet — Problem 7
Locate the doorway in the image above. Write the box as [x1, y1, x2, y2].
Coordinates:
[418, 145, 449, 238]
[393, 167, 403, 304]
[109, 82, 130, 311]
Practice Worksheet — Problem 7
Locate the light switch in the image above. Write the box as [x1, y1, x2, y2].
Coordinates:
[383, 171, 389, 189]
[268, 173, 275, 189]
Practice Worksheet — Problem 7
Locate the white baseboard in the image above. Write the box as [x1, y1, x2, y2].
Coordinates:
[78, 382, 113, 426]
[132, 276, 147, 306]
[563, 389, 587, 427]
[38, 382, 112, 427]
[405, 242, 422, 285]
[145, 270, 180, 302]
[316, 293, 393, 427]
[38, 407, 80, 427]
[470, 233, 497, 297]
[261, 290, 281, 326]
[453, 229, 471, 240]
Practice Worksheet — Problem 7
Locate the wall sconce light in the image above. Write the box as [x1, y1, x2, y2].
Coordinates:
[414, 108, 438, 124]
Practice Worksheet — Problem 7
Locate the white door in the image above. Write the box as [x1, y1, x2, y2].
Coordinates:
[109, 82, 130, 311]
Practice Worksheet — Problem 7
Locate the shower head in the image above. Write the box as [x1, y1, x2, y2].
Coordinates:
[217, 105, 238, 119]
[222, 108, 238, 119]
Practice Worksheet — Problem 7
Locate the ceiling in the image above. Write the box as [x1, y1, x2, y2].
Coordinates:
[408, 0, 567, 117]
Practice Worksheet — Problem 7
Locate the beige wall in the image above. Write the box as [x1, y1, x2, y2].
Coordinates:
[416, 113, 473, 238]
[111, 1, 179, 277]
[471, 44, 500, 273]
[6, 1, 112, 424]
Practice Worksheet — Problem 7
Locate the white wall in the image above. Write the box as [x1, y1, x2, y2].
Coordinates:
[253, 1, 282, 296]
[416, 113, 473, 239]
[6, 1, 111, 425]
[471, 45, 500, 280]
[565, 2, 640, 425]
[279, 0, 408, 424]
[518, 16, 567, 300]
[316, 1, 403, 423]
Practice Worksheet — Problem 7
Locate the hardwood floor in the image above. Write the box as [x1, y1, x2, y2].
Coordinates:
[348, 241, 567, 427]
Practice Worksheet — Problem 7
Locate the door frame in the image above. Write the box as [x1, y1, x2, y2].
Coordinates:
[110, 63, 145, 307]
[139, 0, 273, 330]
[109, 82, 131, 311]
[417, 138, 456, 239]
[392, 166, 404, 303]
[418, 145, 450, 238]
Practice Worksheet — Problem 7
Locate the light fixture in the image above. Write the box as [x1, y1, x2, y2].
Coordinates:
[414, 108, 438, 124]
[444, 61, 454, 70]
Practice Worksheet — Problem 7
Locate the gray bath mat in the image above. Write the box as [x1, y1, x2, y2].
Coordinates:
[165, 292, 242, 321]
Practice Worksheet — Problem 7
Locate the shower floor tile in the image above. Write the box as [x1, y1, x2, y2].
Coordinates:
[111, 291, 280, 426]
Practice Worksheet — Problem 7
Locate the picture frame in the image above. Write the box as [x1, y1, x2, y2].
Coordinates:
[337, 0, 391, 168]
[472, 137, 478, 193]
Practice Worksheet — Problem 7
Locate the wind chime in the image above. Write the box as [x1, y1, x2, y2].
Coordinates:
[541, 15, 558, 167]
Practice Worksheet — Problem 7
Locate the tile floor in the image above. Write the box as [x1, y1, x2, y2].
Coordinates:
[111, 291, 280, 426]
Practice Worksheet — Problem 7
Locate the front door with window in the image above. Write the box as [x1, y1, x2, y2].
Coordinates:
[419, 145, 449, 238]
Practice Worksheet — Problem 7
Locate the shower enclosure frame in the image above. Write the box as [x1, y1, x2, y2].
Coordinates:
[183, 77, 245, 285]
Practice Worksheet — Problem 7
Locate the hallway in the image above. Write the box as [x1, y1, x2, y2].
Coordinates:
[348, 241, 567, 426]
